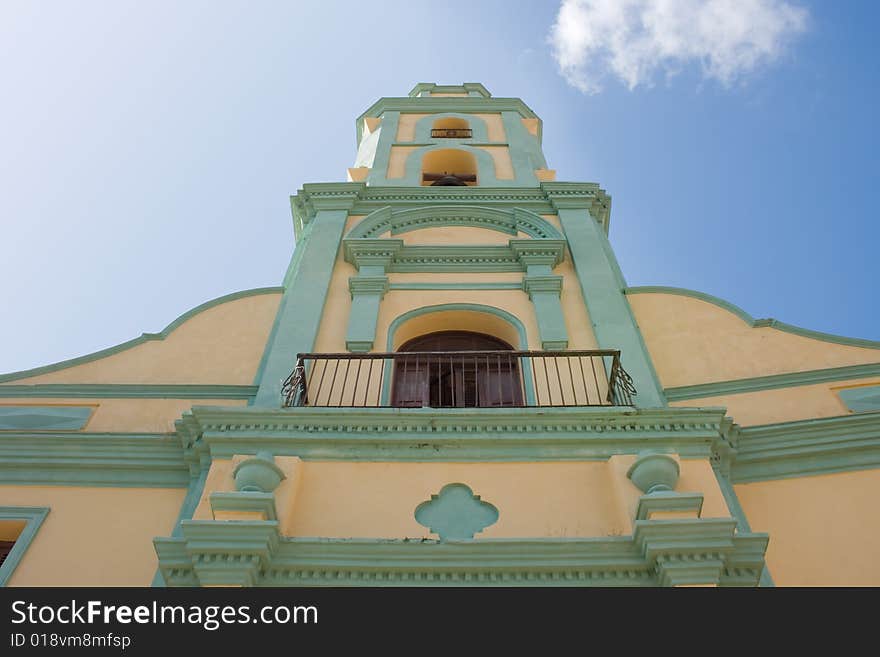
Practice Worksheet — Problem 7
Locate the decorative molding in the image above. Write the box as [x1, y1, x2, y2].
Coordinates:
[0, 288, 283, 384]
[0, 406, 93, 430]
[0, 432, 189, 487]
[154, 517, 767, 587]
[625, 286, 880, 350]
[345, 205, 562, 240]
[176, 405, 733, 464]
[837, 385, 880, 413]
[0, 384, 259, 400]
[290, 183, 611, 236]
[731, 412, 880, 483]
[0, 506, 50, 586]
[415, 483, 499, 540]
[388, 282, 523, 291]
[664, 363, 880, 401]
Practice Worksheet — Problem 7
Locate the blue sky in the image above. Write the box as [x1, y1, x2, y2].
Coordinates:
[1, 0, 877, 374]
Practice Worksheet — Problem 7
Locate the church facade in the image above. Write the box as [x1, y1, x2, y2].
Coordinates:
[2, 83, 879, 587]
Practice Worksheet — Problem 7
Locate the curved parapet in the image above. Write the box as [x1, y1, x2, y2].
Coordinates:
[0, 287, 283, 385]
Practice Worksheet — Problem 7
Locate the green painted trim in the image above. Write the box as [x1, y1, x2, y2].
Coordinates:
[382, 302, 534, 405]
[731, 412, 880, 483]
[407, 83, 492, 98]
[255, 205, 355, 406]
[0, 431, 189, 487]
[153, 468, 209, 586]
[290, 182, 609, 229]
[388, 282, 523, 291]
[0, 406, 93, 430]
[346, 205, 562, 240]
[357, 97, 538, 144]
[837, 385, 880, 413]
[712, 468, 775, 586]
[181, 405, 732, 463]
[155, 517, 767, 587]
[552, 205, 665, 408]
[664, 363, 880, 401]
[0, 288, 283, 384]
[0, 506, 49, 587]
[0, 384, 259, 400]
[625, 286, 880, 350]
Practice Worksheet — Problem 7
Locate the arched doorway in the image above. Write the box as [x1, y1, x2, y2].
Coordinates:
[391, 331, 523, 408]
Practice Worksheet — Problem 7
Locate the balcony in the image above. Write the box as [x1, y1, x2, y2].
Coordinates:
[430, 128, 473, 139]
[281, 350, 636, 408]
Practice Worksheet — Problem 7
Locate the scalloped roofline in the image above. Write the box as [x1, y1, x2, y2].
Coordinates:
[625, 286, 880, 350]
[0, 287, 284, 384]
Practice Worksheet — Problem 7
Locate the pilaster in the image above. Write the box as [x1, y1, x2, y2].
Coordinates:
[544, 185, 666, 408]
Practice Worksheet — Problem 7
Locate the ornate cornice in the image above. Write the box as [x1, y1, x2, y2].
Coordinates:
[0, 431, 190, 487]
[291, 183, 613, 238]
[731, 412, 880, 483]
[175, 405, 733, 464]
[154, 517, 768, 587]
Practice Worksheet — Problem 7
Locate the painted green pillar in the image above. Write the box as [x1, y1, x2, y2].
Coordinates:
[342, 238, 402, 352]
[511, 239, 568, 350]
[254, 189, 360, 406]
[544, 188, 666, 408]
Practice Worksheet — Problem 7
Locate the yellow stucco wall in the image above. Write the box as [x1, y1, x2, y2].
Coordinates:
[1, 485, 185, 586]
[476, 146, 514, 180]
[387, 146, 419, 179]
[629, 292, 880, 387]
[735, 469, 880, 585]
[670, 375, 880, 426]
[4, 293, 281, 385]
[194, 456, 729, 540]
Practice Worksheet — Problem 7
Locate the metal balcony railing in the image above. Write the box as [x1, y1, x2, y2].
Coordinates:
[430, 128, 473, 138]
[281, 350, 636, 408]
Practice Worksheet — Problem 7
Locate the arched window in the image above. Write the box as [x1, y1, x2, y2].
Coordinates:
[421, 148, 477, 186]
[392, 331, 523, 408]
[431, 117, 472, 139]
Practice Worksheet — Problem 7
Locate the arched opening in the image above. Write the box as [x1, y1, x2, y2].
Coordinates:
[431, 117, 472, 139]
[421, 149, 477, 186]
[392, 331, 523, 408]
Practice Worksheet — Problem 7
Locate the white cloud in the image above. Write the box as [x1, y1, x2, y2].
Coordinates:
[549, 0, 809, 93]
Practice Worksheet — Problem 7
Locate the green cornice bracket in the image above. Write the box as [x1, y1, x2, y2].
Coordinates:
[551, 205, 666, 408]
[0, 506, 49, 586]
[509, 239, 566, 269]
[343, 238, 404, 269]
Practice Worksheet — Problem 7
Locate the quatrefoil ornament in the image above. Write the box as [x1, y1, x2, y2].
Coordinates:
[415, 483, 499, 541]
